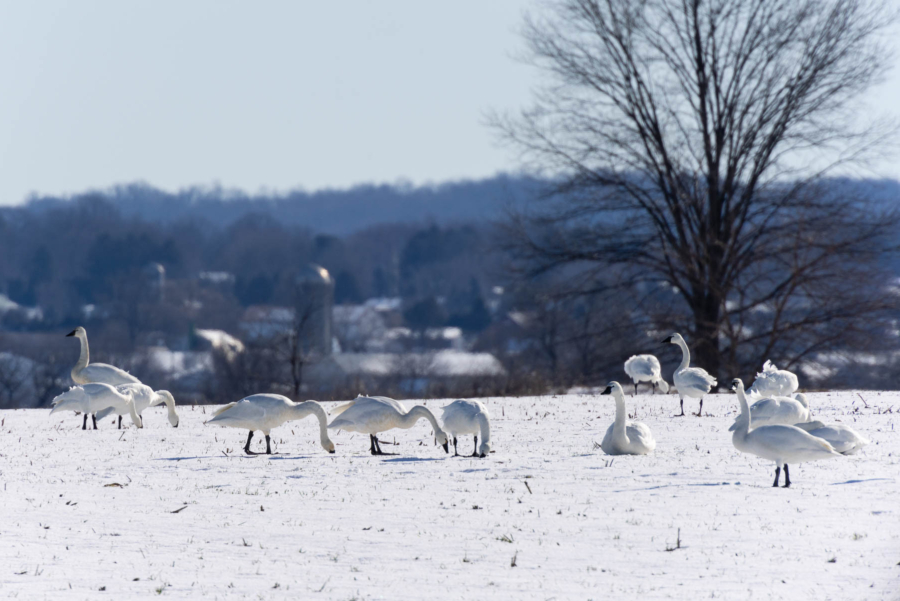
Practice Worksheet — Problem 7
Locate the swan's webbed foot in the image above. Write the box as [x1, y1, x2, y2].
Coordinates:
[772, 466, 781, 487]
[370, 435, 397, 456]
[782, 464, 791, 488]
[673, 399, 685, 417]
[692, 400, 703, 417]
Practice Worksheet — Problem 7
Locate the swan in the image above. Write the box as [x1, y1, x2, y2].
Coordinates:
[66, 327, 141, 386]
[748, 361, 799, 398]
[793, 421, 870, 455]
[440, 399, 491, 458]
[206, 394, 335, 455]
[50, 383, 142, 430]
[727, 393, 810, 431]
[599, 382, 656, 455]
[730, 379, 840, 487]
[95, 384, 179, 428]
[662, 333, 717, 416]
[328, 395, 449, 456]
[623, 355, 670, 395]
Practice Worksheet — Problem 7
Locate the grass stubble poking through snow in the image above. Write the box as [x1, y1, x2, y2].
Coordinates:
[0, 392, 897, 600]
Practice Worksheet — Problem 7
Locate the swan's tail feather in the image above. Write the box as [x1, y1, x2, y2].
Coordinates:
[330, 400, 356, 417]
[211, 402, 237, 418]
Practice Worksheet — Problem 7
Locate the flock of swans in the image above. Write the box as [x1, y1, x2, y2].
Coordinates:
[48, 327, 868, 488]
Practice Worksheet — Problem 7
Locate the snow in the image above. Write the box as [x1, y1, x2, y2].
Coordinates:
[0, 391, 897, 599]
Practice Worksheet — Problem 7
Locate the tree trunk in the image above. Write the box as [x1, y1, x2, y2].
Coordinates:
[693, 295, 721, 388]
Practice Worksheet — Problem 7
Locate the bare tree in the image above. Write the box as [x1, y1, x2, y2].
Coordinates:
[493, 0, 898, 379]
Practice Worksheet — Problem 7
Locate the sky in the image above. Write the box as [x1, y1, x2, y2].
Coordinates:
[0, 1, 898, 206]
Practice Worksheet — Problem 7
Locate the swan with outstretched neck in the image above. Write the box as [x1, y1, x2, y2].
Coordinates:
[599, 382, 656, 455]
[95, 384, 179, 428]
[66, 327, 140, 386]
[663, 333, 717, 417]
[441, 399, 491, 458]
[50, 383, 143, 430]
[329, 395, 449, 456]
[731, 379, 840, 487]
[206, 394, 335, 455]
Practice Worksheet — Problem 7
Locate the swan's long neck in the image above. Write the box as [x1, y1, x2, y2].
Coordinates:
[612, 390, 628, 437]
[75, 333, 90, 372]
[127, 398, 143, 428]
[157, 393, 178, 421]
[403, 406, 446, 437]
[733, 384, 751, 440]
[675, 338, 690, 371]
[475, 411, 491, 447]
[291, 401, 333, 451]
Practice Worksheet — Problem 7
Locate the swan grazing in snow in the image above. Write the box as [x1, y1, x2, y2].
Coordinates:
[623, 355, 670, 396]
[731, 379, 840, 487]
[329, 395, 449, 456]
[663, 333, 717, 416]
[599, 382, 656, 455]
[50, 383, 142, 430]
[728, 393, 810, 431]
[748, 361, 799, 398]
[206, 394, 335, 455]
[66, 327, 140, 386]
[793, 421, 870, 455]
[95, 384, 179, 428]
[441, 399, 491, 458]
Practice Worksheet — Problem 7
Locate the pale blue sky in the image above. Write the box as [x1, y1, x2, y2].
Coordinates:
[0, 1, 897, 205]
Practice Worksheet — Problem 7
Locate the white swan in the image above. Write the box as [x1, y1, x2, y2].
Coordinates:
[599, 382, 656, 455]
[66, 327, 141, 386]
[328, 395, 449, 456]
[731, 379, 840, 487]
[728, 393, 810, 431]
[623, 355, 670, 395]
[663, 333, 717, 416]
[748, 360, 799, 398]
[95, 384, 179, 428]
[206, 394, 335, 455]
[793, 420, 870, 455]
[50, 383, 142, 430]
[441, 399, 491, 458]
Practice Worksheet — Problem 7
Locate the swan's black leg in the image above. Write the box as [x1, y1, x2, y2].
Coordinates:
[471, 435, 479, 457]
[782, 464, 791, 488]
[92, 415, 97, 430]
[265, 435, 272, 455]
[117, 415, 122, 430]
[694, 399, 703, 417]
[369, 434, 377, 455]
[675, 398, 685, 417]
[453, 436, 459, 456]
[82, 414, 88, 430]
[244, 430, 255, 455]
[772, 466, 781, 487]
[652, 383, 657, 395]
[634, 382, 638, 396]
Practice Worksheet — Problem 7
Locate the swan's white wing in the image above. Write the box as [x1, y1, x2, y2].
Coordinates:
[330, 400, 357, 417]
[441, 400, 485, 435]
[328, 397, 399, 433]
[78, 363, 141, 386]
[675, 367, 716, 393]
[804, 425, 870, 455]
[624, 355, 661, 380]
[626, 422, 656, 453]
[749, 425, 839, 462]
[207, 399, 269, 427]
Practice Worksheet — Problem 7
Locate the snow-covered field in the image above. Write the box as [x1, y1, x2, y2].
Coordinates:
[1, 391, 897, 600]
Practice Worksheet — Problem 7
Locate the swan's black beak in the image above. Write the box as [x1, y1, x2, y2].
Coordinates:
[601, 385, 612, 395]
[66, 330, 77, 337]
[479, 452, 486, 458]
[442, 440, 449, 453]
[661, 335, 673, 344]
[329, 449, 335, 454]
[173, 422, 179, 428]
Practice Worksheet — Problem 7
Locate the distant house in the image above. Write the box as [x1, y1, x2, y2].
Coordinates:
[238, 305, 296, 340]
